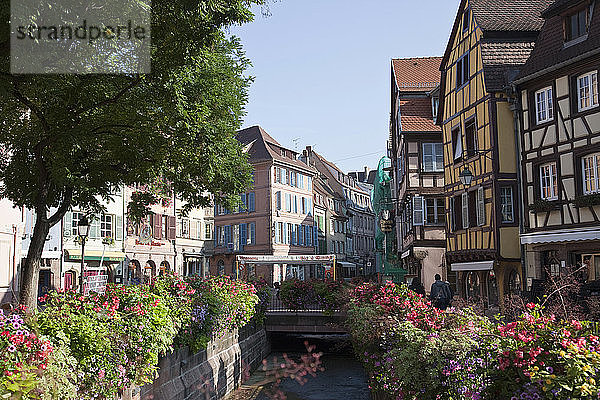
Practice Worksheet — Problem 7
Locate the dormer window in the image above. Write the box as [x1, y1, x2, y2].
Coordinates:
[431, 97, 439, 120]
[564, 3, 593, 42]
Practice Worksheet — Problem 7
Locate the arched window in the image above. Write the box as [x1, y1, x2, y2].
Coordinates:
[159, 261, 170, 276]
[508, 269, 521, 295]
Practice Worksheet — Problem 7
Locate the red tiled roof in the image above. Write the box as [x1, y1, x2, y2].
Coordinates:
[392, 57, 442, 92]
[399, 98, 441, 133]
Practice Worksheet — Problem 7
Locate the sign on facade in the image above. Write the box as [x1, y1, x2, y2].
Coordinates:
[84, 274, 108, 295]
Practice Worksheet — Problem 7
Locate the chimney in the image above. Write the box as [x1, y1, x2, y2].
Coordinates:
[363, 166, 369, 182]
[306, 145, 312, 156]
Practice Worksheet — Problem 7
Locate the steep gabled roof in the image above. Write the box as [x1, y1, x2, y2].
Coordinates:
[392, 57, 442, 93]
[517, 0, 600, 81]
[236, 126, 316, 173]
[437, 0, 552, 102]
[542, 0, 587, 18]
[470, 0, 551, 31]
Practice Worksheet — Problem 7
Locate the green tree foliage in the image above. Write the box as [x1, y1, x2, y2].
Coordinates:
[0, 0, 263, 307]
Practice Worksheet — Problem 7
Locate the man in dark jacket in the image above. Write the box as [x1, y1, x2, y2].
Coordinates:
[430, 274, 452, 310]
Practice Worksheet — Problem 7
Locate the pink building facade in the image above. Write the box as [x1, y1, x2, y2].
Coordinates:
[210, 126, 317, 284]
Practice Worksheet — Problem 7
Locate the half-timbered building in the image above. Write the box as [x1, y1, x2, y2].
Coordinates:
[514, 0, 600, 289]
[438, 0, 552, 305]
[390, 57, 447, 293]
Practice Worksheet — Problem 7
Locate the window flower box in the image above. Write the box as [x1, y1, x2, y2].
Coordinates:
[573, 193, 600, 208]
[529, 198, 558, 213]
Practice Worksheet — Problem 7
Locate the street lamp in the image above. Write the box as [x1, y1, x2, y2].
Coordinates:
[459, 167, 474, 186]
[78, 216, 91, 293]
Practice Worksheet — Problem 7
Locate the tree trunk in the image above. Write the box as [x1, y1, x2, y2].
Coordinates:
[19, 213, 50, 310]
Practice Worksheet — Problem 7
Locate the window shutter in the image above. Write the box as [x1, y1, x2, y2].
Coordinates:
[250, 223, 256, 244]
[477, 187, 485, 226]
[249, 192, 255, 212]
[294, 196, 298, 213]
[191, 219, 198, 239]
[225, 225, 231, 246]
[571, 75, 579, 115]
[240, 223, 247, 248]
[282, 168, 288, 185]
[413, 196, 424, 226]
[115, 215, 123, 241]
[462, 193, 469, 229]
[168, 216, 176, 240]
[275, 223, 280, 244]
[151, 214, 159, 239]
[64, 211, 72, 237]
[240, 193, 246, 212]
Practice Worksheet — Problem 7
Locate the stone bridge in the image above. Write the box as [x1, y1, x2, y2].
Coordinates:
[265, 310, 347, 334]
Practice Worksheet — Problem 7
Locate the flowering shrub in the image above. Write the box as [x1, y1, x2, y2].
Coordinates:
[37, 284, 178, 399]
[177, 275, 259, 351]
[0, 274, 261, 400]
[280, 279, 316, 310]
[347, 283, 600, 400]
[351, 282, 444, 331]
[280, 279, 349, 313]
[249, 277, 271, 325]
[0, 307, 54, 399]
[489, 303, 600, 399]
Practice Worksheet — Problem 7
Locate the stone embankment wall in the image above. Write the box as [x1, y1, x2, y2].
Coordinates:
[122, 324, 270, 400]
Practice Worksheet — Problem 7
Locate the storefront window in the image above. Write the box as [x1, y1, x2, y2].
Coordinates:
[583, 254, 600, 281]
[465, 271, 480, 300]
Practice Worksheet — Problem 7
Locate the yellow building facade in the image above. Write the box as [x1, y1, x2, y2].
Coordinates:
[438, 0, 552, 307]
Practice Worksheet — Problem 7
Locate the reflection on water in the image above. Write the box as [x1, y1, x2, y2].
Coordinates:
[231, 334, 370, 400]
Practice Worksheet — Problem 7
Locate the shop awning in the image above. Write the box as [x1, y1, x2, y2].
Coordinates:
[65, 249, 126, 262]
[451, 261, 494, 271]
[338, 262, 357, 269]
[237, 254, 335, 264]
[42, 251, 61, 259]
[183, 253, 205, 259]
[520, 227, 600, 244]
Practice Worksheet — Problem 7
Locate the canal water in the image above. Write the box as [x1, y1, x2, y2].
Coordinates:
[228, 333, 370, 400]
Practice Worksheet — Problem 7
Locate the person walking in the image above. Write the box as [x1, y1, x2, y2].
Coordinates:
[408, 277, 426, 297]
[430, 274, 452, 310]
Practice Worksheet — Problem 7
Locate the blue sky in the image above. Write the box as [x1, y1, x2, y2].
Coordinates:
[230, 0, 461, 172]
